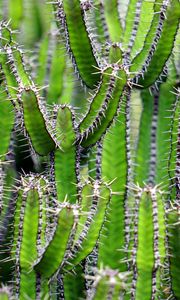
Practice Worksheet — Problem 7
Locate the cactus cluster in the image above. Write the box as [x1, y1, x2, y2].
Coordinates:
[0, 0, 179, 299]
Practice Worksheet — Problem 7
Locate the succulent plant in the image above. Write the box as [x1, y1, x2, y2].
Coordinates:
[0, 0, 179, 299]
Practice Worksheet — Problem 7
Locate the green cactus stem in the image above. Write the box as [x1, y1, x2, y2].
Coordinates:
[55, 0, 100, 88]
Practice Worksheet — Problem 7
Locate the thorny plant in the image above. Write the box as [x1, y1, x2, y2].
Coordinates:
[0, 0, 179, 299]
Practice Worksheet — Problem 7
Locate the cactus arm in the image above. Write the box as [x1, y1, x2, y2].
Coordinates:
[11, 47, 32, 86]
[15, 187, 40, 299]
[64, 182, 110, 270]
[34, 205, 76, 278]
[132, 190, 154, 300]
[131, 187, 166, 300]
[109, 44, 123, 64]
[22, 89, 55, 155]
[0, 24, 14, 47]
[123, 0, 142, 52]
[91, 0, 108, 48]
[55, 0, 100, 88]
[54, 106, 79, 203]
[130, 0, 155, 59]
[0, 52, 19, 99]
[80, 67, 127, 148]
[79, 46, 122, 134]
[16, 176, 49, 299]
[74, 183, 94, 241]
[55, 106, 76, 151]
[103, 0, 123, 42]
[98, 99, 128, 271]
[131, 0, 180, 87]
[130, 0, 164, 74]
[79, 67, 113, 132]
[54, 149, 78, 203]
[137, 0, 180, 88]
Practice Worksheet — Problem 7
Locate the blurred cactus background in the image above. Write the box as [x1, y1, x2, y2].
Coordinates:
[0, 0, 179, 299]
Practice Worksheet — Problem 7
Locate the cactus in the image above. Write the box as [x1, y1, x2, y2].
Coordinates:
[0, 0, 180, 299]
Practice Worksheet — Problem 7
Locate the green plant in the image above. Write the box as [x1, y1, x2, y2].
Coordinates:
[0, 0, 179, 299]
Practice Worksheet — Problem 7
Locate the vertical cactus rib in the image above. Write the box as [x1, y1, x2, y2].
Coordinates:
[91, 0, 109, 50]
[132, 0, 180, 88]
[18, 189, 39, 300]
[135, 89, 154, 185]
[168, 89, 180, 200]
[126, 0, 142, 59]
[129, 0, 155, 59]
[167, 206, 180, 299]
[155, 65, 178, 192]
[98, 96, 129, 272]
[123, 0, 142, 54]
[131, 186, 166, 300]
[55, 0, 100, 88]
[148, 88, 159, 185]
[21, 89, 55, 155]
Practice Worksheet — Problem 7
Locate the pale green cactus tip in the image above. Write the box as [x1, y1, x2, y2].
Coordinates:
[0, 286, 11, 300]
[87, 266, 130, 299]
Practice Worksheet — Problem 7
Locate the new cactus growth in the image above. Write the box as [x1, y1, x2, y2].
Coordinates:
[0, 0, 179, 299]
